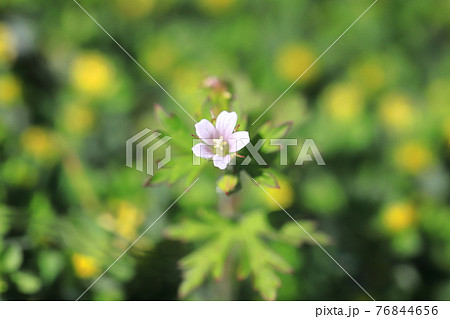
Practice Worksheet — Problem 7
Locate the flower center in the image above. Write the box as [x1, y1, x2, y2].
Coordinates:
[213, 136, 229, 156]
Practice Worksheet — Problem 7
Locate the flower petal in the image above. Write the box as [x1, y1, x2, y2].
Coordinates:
[228, 131, 250, 152]
[192, 143, 214, 159]
[195, 119, 218, 144]
[215, 111, 237, 139]
[213, 154, 231, 170]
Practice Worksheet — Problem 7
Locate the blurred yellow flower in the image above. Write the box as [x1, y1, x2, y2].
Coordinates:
[21, 127, 59, 161]
[62, 102, 95, 134]
[116, 201, 144, 240]
[71, 52, 114, 96]
[196, 0, 237, 15]
[264, 177, 294, 210]
[394, 141, 433, 174]
[0, 74, 21, 106]
[72, 253, 99, 278]
[275, 44, 316, 83]
[116, 0, 155, 19]
[379, 93, 415, 133]
[324, 82, 364, 122]
[382, 202, 417, 233]
[0, 23, 17, 64]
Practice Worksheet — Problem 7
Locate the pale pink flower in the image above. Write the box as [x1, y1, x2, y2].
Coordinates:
[192, 111, 250, 170]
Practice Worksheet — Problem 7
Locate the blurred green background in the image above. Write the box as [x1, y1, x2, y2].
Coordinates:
[0, 0, 450, 300]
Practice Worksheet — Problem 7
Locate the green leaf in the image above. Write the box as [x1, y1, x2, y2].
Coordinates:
[252, 266, 281, 301]
[166, 218, 222, 243]
[108, 257, 135, 282]
[259, 121, 293, 139]
[184, 161, 207, 186]
[12, 272, 42, 295]
[144, 168, 171, 186]
[28, 194, 56, 244]
[169, 210, 294, 300]
[38, 251, 64, 284]
[2, 243, 23, 273]
[0, 205, 11, 235]
[238, 227, 291, 300]
[258, 122, 293, 153]
[253, 170, 279, 189]
[0, 278, 8, 293]
[146, 155, 204, 186]
[238, 212, 293, 300]
[154, 104, 193, 151]
[155, 104, 183, 133]
[236, 247, 251, 280]
[166, 209, 230, 243]
[279, 221, 330, 246]
[178, 228, 235, 297]
[235, 135, 278, 174]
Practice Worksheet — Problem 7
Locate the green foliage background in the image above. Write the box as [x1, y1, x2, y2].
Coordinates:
[0, 0, 449, 300]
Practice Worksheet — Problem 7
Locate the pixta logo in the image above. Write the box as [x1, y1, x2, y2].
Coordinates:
[126, 129, 171, 175]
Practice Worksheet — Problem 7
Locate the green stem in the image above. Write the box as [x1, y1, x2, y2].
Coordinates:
[210, 193, 237, 300]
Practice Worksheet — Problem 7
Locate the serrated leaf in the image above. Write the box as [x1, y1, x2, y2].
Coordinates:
[240, 231, 291, 300]
[169, 210, 298, 300]
[179, 229, 234, 297]
[166, 209, 230, 243]
[166, 219, 221, 242]
[236, 248, 251, 280]
[252, 266, 281, 301]
[239, 210, 275, 237]
[238, 212, 293, 300]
